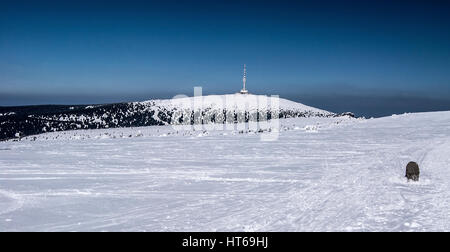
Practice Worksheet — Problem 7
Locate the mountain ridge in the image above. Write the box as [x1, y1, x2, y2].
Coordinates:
[0, 94, 352, 141]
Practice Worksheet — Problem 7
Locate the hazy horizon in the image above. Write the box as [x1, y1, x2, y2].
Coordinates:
[2, 90, 450, 118]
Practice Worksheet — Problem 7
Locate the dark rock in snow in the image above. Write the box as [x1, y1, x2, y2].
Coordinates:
[406, 161, 420, 181]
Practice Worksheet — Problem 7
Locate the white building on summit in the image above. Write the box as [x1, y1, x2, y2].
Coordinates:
[239, 64, 249, 94]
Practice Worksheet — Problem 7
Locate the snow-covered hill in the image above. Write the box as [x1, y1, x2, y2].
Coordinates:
[142, 94, 331, 116]
[1, 111, 450, 231]
[1, 94, 344, 141]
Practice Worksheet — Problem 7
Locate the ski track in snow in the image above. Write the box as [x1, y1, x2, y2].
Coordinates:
[0, 112, 450, 231]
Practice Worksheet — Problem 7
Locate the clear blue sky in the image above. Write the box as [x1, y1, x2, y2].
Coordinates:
[1, 0, 450, 116]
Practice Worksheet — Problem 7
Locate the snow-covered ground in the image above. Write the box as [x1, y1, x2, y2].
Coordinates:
[1, 111, 450, 231]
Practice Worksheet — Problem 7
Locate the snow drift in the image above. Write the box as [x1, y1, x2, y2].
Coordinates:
[1, 111, 450, 231]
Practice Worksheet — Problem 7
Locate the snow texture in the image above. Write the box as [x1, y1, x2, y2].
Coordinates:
[1, 111, 450, 231]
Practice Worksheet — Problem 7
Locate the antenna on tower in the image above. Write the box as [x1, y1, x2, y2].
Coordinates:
[240, 64, 249, 94]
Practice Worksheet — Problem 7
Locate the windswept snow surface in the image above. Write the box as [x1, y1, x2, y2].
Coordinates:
[1, 112, 450, 231]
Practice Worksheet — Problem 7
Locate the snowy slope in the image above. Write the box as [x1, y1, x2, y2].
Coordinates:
[0, 94, 337, 141]
[1, 111, 449, 231]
